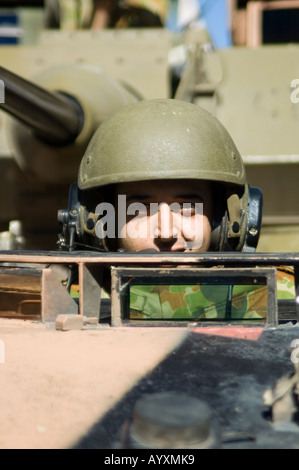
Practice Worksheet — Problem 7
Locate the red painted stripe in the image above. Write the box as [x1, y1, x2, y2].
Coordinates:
[192, 326, 264, 340]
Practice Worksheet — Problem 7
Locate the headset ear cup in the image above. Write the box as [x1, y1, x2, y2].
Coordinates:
[57, 182, 81, 250]
[211, 185, 263, 252]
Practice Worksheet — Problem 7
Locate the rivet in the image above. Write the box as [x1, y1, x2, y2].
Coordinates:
[249, 225, 258, 236]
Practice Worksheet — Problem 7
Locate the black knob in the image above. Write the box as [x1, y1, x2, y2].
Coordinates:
[86, 218, 95, 230]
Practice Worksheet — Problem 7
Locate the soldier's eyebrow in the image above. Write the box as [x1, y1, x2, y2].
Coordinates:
[174, 194, 204, 200]
[125, 194, 152, 202]
[125, 193, 204, 202]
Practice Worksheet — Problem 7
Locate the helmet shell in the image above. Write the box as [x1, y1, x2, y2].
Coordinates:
[78, 99, 246, 190]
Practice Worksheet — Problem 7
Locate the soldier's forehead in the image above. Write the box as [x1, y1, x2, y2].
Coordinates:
[115, 179, 211, 196]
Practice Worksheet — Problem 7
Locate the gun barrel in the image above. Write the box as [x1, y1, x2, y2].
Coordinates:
[0, 66, 84, 146]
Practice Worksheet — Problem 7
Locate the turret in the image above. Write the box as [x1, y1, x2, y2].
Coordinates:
[0, 63, 140, 184]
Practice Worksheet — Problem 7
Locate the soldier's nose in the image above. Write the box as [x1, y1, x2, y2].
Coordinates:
[154, 203, 178, 241]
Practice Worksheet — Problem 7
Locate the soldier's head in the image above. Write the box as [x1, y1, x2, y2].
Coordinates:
[67, 99, 262, 253]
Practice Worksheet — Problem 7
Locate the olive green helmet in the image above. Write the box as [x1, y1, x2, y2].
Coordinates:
[59, 99, 262, 252]
[78, 99, 246, 190]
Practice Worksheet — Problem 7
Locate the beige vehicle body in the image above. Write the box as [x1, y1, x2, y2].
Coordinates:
[1, 27, 299, 250]
[0, 23, 299, 450]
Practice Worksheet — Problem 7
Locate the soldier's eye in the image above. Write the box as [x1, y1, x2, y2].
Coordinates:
[180, 203, 196, 216]
[126, 202, 150, 219]
[137, 203, 151, 215]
